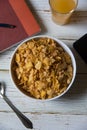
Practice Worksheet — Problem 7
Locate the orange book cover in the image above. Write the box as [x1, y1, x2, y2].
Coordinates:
[0, 0, 41, 52]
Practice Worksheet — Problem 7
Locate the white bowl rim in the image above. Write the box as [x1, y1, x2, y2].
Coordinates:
[10, 35, 76, 101]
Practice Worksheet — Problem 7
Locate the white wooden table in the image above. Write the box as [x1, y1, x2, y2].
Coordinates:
[0, 0, 87, 130]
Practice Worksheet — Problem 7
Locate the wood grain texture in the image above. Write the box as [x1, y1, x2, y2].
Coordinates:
[0, 113, 87, 130]
[0, 0, 87, 130]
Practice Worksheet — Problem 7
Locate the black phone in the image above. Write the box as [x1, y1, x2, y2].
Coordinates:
[73, 34, 87, 64]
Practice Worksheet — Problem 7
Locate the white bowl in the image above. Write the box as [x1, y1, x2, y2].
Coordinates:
[10, 35, 76, 101]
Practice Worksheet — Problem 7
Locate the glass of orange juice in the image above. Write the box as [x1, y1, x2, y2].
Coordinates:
[49, 0, 78, 25]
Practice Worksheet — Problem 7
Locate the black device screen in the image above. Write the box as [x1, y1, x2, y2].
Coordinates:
[73, 34, 87, 64]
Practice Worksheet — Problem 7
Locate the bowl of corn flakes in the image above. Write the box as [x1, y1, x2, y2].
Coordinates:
[10, 35, 76, 101]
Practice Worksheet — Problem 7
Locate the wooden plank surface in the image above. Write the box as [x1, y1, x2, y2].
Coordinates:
[0, 113, 87, 130]
[0, 0, 87, 130]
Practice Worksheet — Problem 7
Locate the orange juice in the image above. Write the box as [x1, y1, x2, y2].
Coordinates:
[49, 0, 78, 25]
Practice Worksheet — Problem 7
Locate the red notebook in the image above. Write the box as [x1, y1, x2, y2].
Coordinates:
[0, 0, 41, 52]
